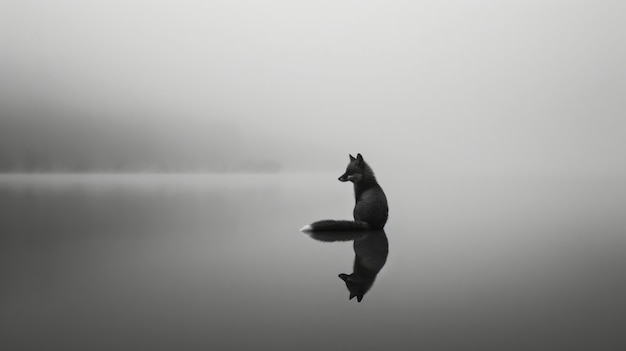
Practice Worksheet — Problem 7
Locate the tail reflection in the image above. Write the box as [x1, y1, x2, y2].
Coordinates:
[304, 230, 389, 302]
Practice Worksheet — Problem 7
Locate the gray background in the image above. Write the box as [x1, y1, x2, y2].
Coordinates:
[1, 2, 625, 350]
[2, 0, 624, 175]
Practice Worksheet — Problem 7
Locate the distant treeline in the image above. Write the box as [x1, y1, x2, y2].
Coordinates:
[0, 155, 282, 173]
[0, 102, 282, 173]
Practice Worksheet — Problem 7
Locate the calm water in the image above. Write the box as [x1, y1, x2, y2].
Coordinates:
[1, 173, 625, 350]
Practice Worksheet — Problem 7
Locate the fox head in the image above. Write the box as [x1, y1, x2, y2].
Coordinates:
[338, 153, 367, 183]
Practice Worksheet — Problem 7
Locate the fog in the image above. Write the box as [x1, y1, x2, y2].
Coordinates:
[1, 0, 624, 175]
[2, 3, 626, 349]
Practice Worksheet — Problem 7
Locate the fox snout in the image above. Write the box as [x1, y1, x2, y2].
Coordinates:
[339, 172, 361, 183]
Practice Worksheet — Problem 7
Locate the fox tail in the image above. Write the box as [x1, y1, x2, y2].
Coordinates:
[300, 220, 370, 232]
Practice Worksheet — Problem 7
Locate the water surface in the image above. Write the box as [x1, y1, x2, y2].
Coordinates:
[1, 173, 625, 350]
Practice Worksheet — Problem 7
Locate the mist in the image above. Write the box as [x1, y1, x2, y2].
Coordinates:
[1, 0, 624, 176]
[2, 3, 626, 349]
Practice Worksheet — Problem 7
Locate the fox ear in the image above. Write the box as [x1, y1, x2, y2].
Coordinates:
[356, 153, 364, 164]
[349, 154, 356, 161]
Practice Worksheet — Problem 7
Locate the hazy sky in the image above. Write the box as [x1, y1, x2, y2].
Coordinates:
[1, 0, 625, 175]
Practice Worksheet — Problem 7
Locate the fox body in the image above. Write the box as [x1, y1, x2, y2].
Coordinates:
[301, 154, 388, 231]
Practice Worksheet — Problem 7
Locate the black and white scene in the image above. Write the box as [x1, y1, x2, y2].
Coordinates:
[1, 1, 625, 350]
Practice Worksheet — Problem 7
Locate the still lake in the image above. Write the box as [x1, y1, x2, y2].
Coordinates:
[1, 173, 625, 350]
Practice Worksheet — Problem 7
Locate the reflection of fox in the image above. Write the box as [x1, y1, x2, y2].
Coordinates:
[305, 230, 389, 302]
[301, 154, 388, 231]
[339, 230, 389, 302]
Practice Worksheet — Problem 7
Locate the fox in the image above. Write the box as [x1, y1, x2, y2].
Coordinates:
[300, 153, 388, 232]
